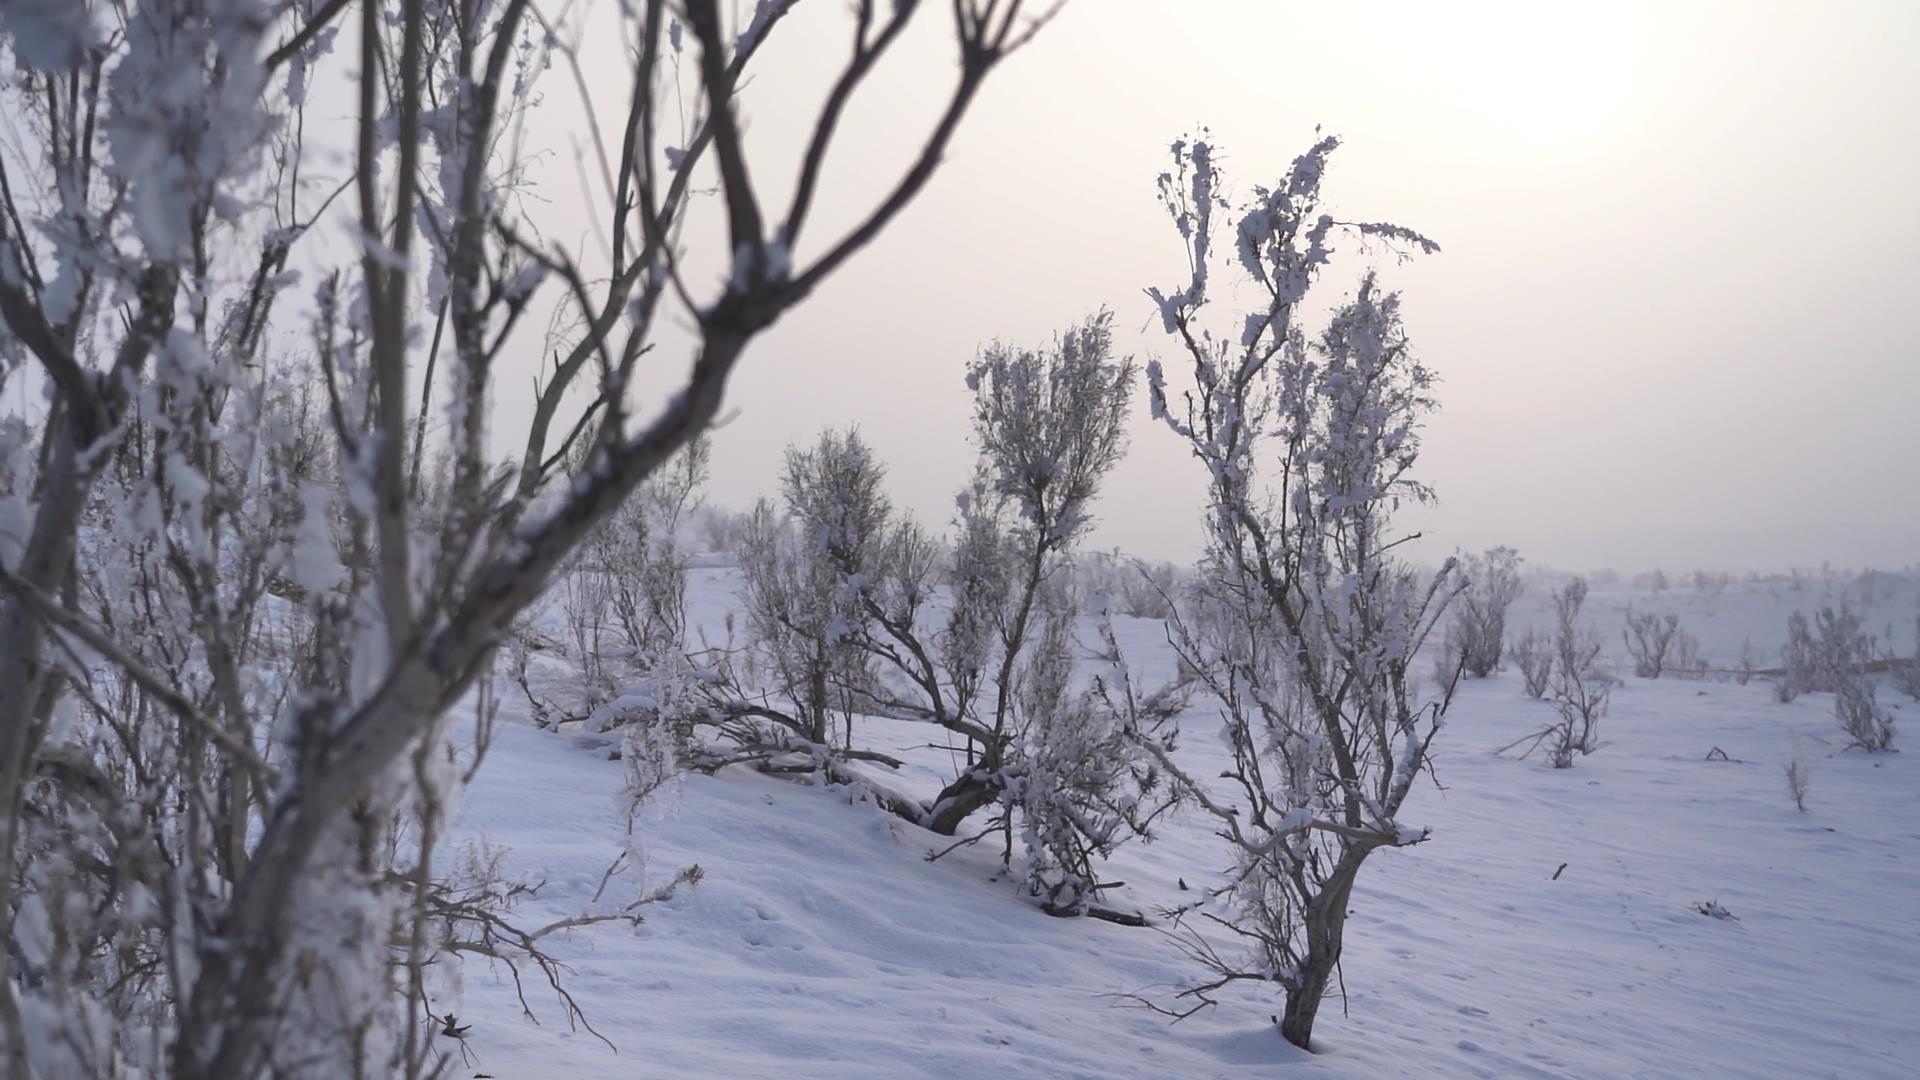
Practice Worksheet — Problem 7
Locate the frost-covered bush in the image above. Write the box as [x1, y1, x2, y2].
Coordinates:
[1007, 605, 1184, 916]
[1510, 629, 1555, 698]
[1073, 549, 1185, 620]
[524, 438, 713, 758]
[596, 438, 708, 658]
[734, 428, 890, 754]
[1834, 678, 1896, 752]
[1623, 609, 1702, 679]
[895, 314, 1176, 911]
[1690, 568, 1731, 596]
[560, 561, 620, 702]
[1894, 619, 1920, 700]
[1446, 547, 1525, 678]
[694, 504, 754, 561]
[1132, 133, 1458, 1049]
[657, 314, 1170, 915]
[1893, 664, 1920, 701]
[1735, 637, 1765, 686]
[1778, 606, 1874, 703]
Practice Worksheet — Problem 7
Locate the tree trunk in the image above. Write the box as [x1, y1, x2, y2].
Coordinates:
[1279, 849, 1368, 1050]
[923, 770, 999, 835]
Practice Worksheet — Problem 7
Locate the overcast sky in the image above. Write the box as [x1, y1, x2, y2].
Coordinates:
[516, 0, 1920, 574]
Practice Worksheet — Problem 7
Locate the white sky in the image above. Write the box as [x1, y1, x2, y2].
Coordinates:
[511, 0, 1920, 574]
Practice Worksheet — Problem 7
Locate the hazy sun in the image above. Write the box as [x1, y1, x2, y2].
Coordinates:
[1471, 7, 1637, 152]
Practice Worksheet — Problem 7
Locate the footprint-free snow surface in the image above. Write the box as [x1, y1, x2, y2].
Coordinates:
[448, 569, 1920, 1078]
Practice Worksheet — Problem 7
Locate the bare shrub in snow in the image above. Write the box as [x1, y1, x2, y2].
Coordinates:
[1783, 755, 1810, 812]
[1447, 546, 1525, 678]
[1550, 658, 1613, 766]
[1550, 581, 1615, 759]
[1129, 134, 1458, 1049]
[1670, 638, 1707, 681]
[1623, 609, 1702, 679]
[0, 1, 1050, 1073]
[1502, 580, 1614, 766]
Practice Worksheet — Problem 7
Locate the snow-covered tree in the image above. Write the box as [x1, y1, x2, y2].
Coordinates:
[0, 1, 1053, 1074]
[1131, 133, 1460, 1049]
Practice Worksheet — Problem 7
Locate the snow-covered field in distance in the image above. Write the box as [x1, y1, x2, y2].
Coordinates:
[447, 568, 1920, 1079]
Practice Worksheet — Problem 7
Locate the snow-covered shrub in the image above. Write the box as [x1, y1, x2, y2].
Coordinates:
[525, 437, 713, 758]
[1510, 629, 1555, 698]
[597, 438, 708, 658]
[694, 503, 753, 561]
[1778, 606, 1876, 704]
[560, 562, 620, 704]
[1672, 639, 1708, 680]
[1623, 609, 1702, 679]
[1895, 665, 1920, 702]
[1735, 637, 1765, 686]
[1689, 569, 1726, 595]
[1447, 546, 1525, 678]
[1781, 606, 1862, 696]
[1133, 133, 1459, 1049]
[1006, 605, 1185, 916]
[1892, 614, 1920, 702]
[918, 313, 1144, 827]
[735, 428, 890, 755]
[1834, 677, 1896, 752]
[664, 315, 1168, 914]
[1073, 549, 1185, 620]
[892, 316, 1174, 897]
[0, 0, 1050, 1071]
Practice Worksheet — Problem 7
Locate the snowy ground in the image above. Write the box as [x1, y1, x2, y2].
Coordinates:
[443, 570, 1920, 1079]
